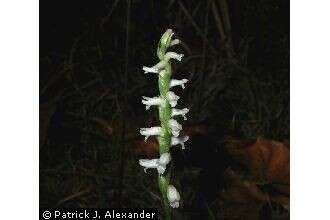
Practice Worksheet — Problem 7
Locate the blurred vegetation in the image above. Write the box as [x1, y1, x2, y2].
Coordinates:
[40, 0, 289, 219]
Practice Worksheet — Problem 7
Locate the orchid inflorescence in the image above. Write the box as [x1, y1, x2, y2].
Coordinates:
[138, 29, 189, 216]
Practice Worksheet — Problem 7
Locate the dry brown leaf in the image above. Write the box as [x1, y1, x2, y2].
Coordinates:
[221, 170, 289, 217]
[133, 138, 159, 157]
[225, 137, 290, 184]
[250, 138, 289, 184]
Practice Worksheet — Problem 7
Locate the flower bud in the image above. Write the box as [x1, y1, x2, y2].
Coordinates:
[160, 29, 174, 47]
[167, 185, 180, 208]
[168, 119, 182, 137]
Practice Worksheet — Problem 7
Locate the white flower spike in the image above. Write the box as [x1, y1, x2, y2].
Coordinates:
[142, 96, 163, 110]
[167, 91, 180, 107]
[171, 136, 189, 149]
[140, 127, 162, 141]
[170, 79, 188, 89]
[171, 108, 189, 120]
[139, 29, 189, 212]
[168, 119, 182, 137]
[167, 185, 180, 208]
[139, 153, 171, 175]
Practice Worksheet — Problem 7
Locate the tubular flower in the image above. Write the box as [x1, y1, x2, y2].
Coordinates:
[139, 153, 171, 175]
[139, 29, 189, 215]
[166, 91, 180, 107]
[142, 60, 167, 74]
[168, 119, 182, 137]
[171, 136, 189, 149]
[140, 127, 162, 141]
[164, 52, 184, 61]
[170, 39, 180, 47]
[169, 79, 189, 89]
[142, 96, 163, 110]
[171, 108, 189, 120]
[142, 66, 159, 74]
[142, 52, 183, 74]
[167, 185, 181, 208]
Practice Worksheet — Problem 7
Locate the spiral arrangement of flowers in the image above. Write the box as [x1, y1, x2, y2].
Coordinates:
[138, 29, 189, 219]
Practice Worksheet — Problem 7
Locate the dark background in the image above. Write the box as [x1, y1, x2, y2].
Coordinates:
[40, 0, 289, 219]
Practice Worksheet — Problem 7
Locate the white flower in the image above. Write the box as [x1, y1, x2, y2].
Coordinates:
[168, 119, 182, 137]
[142, 61, 167, 74]
[167, 185, 180, 208]
[170, 39, 180, 46]
[140, 127, 162, 141]
[142, 52, 183, 74]
[142, 96, 163, 110]
[142, 66, 159, 74]
[167, 91, 180, 107]
[139, 153, 171, 175]
[170, 79, 188, 89]
[142, 92, 180, 110]
[165, 52, 184, 61]
[171, 108, 189, 120]
[171, 136, 189, 149]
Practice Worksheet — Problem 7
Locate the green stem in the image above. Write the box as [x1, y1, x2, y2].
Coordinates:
[158, 60, 172, 219]
[154, 29, 177, 220]
[158, 174, 171, 220]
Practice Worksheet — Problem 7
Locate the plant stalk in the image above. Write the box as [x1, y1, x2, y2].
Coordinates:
[158, 60, 172, 220]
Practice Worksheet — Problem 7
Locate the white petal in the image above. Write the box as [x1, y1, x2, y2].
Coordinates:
[157, 153, 171, 174]
[142, 96, 163, 110]
[170, 39, 180, 46]
[140, 127, 162, 141]
[168, 119, 182, 137]
[139, 159, 159, 173]
[171, 108, 189, 120]
[167, 185, 180, 208]
[170, 79, 188, 89]
[142, 66, 159, 74]
[167, 91, 180, 107]
[165, 52, 184, 61]
[139, 153, 171, 175]
[142, 61, 166, 74]
[171, 136, 189, 149]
